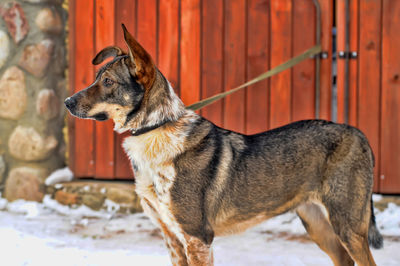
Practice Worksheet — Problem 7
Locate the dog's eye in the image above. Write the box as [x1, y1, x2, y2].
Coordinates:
[103, 78, 114, 87]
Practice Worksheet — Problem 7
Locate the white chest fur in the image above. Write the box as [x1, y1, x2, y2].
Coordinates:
[121, 112, 200, 244]
[124, 136, 173, 196]
[122, 132, 190, 244]
[122, 129, 185, 220]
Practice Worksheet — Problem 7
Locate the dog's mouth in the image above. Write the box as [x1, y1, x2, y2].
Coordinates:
[65, 105, 109, 121]
[64, 97, 109, 121]
[67, 110, 108, 121]
[67, 110, 89, 119]
[91, 112, 109, 121]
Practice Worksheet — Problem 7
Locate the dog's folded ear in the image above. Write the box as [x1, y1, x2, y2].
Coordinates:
[92, 46, 124, 65]
[122, 23, 156, 89]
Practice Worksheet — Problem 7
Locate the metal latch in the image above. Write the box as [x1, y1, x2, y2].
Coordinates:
[338, 51, 358, 59]
[310, 51, 329, 59]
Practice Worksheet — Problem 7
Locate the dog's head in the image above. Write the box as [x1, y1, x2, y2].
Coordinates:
[65, 24, 183, 133]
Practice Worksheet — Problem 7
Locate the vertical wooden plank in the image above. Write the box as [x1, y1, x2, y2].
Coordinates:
[292, 0, 316, 121]
[246, 0, 269, 134]
[336, 0, 346, 123]
[358, 0, 381, 192]
[95, 0, 115, 178]
[180, 0, 201, 106]
[224, 0, 246, 133]
[114, 0, 137, 180]
[336, 0, 358, 125]
[269, 0, 292, 129]
[319, 0, 333, 121]
[202, 0, 223, 127]
[137, 0, 158, 61]
[73, 0, 95, 177]
[68, 0, 76, 174]
[348, 0, 359, 126]
[158, 0, 179, 91]
[380, 0, 400, 193]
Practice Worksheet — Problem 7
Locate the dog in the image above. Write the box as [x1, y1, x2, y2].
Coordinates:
[65, 24, 383, 266]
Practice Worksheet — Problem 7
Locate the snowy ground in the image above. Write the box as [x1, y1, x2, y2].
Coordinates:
[0, 195, 399, 266]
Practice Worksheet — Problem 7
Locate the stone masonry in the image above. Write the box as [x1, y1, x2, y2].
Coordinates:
[0, 0, 67, 202]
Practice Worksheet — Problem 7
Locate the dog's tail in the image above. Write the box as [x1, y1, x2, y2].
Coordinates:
[365, 138, 383, 249]
[368, 197, 383, 249]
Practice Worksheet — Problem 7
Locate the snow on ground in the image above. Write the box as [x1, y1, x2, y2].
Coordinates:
[0, 195, 399, 266]
[44, 167, 74, 186]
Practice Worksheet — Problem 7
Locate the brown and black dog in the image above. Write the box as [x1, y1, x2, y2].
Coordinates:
[65, 25, 383, 266]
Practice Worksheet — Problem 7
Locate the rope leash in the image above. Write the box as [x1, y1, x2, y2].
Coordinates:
[186, 44, 322, 111]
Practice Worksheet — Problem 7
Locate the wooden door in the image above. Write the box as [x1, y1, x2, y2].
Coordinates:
[336, 0, 400, 193]
[380, 0, 400, 193]
[68, 0, 333, 180]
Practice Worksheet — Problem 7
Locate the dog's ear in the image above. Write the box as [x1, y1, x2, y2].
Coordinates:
[122, 24, 156, 88]
[92, 46, 124, 65]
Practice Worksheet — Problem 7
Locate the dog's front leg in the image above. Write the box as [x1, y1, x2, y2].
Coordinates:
[158, 219, 189, 266]
[183, 235, 214, 266]
[141, 199, 188, 266]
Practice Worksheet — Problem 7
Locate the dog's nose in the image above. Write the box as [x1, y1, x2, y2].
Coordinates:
[64, 97, 77, 110]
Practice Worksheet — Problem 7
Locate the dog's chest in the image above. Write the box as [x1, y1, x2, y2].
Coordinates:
[122, 135, 181, 217]
[134, 163, 175, 205]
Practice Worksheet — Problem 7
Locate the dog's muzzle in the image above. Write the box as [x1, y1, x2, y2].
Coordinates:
[64, 96, 85, 118]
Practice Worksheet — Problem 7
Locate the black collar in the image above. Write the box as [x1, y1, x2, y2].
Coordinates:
[130, 120, 171, 136]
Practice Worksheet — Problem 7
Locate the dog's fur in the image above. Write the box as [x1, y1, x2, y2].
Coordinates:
[65, 25, 383, 266]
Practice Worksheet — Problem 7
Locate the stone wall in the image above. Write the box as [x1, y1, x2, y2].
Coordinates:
[0, 0, 67, 202]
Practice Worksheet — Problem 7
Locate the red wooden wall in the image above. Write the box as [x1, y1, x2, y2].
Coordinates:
[336, 0, 400, 193]
[68, 1, 333, 178]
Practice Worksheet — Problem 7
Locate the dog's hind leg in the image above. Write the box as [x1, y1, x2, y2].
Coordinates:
[321, 171, 376, 265]
[297, 203, 354, 266]
[320, 130, 379, 266]
[323, 197, 377, 266]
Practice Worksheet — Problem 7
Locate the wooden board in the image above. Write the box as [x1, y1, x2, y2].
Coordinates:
[67, 0, 76, 174]
[180, 0, 201, 106]
[223, 0, 246, 133]
[201, 0, 224, 127]
[358, 0, 382, 191]
[336, 0, 346, 124]
[292, 0, 316, 121]
[348, 0, 359, 126]
[71, 0, 95, 177]
[269, 0, 293, 129]
[114, 0, 137, 179]
[137, 0, 158, 62]
[336, 0, 359, 125]
[380, 0, 400, 193]
[319, 0, 333, 120]
[246, 0, 269, 134]
[158, 0, 180, 92]
[94, 0, 116, 179]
